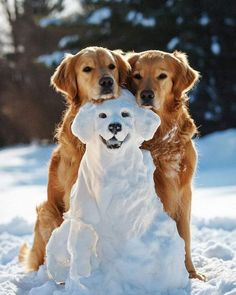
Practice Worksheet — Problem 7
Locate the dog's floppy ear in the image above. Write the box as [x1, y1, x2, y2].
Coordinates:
[51, 54, 79, 104]
[71, 104, 95, 143]
[134, 107, 161, 141]
[125, 52, 140, 91]
[111, 50, 131, 87]
[126, 52, 140, 68]
[171, 51, 200, 108]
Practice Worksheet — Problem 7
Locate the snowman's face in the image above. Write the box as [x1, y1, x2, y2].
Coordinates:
[71, 90, 161, 153]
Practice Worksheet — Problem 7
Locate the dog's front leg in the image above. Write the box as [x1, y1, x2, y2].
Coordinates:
[68, 219, 98, 280]
[177, 184, 206, 281]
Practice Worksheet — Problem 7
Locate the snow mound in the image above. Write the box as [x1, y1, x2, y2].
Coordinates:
[46, 89, 189, 294]
[197, 129, 236, 170]
[0, 217, 32, 236]
[204, 244, 234, 260]
[195, 129, 236, 187]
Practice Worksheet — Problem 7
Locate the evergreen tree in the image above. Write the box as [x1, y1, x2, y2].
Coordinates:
[0, 0, 65, 145]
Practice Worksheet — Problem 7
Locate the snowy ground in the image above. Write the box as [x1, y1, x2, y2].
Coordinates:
[0, 129, 236, 294]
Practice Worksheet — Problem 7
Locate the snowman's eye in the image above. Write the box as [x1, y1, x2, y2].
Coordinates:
[99, 113, 107, 119]
[121, 111, 131, 118]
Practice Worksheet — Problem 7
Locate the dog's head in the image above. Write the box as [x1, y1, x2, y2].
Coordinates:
[127, 50, 199, 111]
[71, 89, 160, 153]
[51, 47, 131, 105]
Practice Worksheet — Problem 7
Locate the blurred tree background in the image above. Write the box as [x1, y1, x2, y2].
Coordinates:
[0, 0, 235, 146]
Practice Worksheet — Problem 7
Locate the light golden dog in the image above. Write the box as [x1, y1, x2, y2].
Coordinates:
[19, 46, 131, 271]
[127, 50, 206, 281]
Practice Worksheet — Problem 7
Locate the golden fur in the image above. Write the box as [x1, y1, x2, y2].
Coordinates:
[127, 50, 206, 281]
[19, 46, 131, 271]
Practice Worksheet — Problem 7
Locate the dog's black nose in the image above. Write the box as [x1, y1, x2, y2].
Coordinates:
[140, 90, 154, 105]
[108, 123, 122, 134]
[99, 76, 114, 88]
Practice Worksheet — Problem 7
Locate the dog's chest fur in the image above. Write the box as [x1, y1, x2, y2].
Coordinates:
[143, 126, 186, 179]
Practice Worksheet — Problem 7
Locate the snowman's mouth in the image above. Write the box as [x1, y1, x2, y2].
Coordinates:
[100, 135, 129, 149]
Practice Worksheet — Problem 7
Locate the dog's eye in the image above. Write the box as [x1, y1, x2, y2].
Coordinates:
[108, 63, 116, 70]
[83, 66, 92, 73]
[121, 112, 130, 118]
[157, 73, 167, 80]
[133, 73, 142, 80]
[99, 113, 107, 119]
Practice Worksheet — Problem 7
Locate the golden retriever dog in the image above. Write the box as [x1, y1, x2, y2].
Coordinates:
[127, 50, 206, 281]
[19, 46, 131, 271]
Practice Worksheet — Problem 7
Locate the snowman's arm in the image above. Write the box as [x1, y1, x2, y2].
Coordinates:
[68, 219, 98, 279]
[46, 219, 71, 283]
[70, 174, 100, 225]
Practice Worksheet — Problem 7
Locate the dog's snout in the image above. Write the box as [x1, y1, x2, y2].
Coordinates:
[99, 76, 114, 88]
[140, 90, 154, 105]
[108, 123, 122, 134]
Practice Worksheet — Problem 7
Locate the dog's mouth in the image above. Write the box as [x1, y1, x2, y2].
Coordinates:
[140, 100, 160, 111]
[99, 89, 114, 100]
[141, 103, 154, 109]
[101, 87, 113, 94]
[92, 91, 115, 103]
[100, 135, 129, 149]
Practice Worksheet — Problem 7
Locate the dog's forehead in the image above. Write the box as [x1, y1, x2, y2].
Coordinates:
[135, 56, 164, 70]
[97, 49, 115, 62]
[80, 48, 115, 65]
[134, 52, 176, 73]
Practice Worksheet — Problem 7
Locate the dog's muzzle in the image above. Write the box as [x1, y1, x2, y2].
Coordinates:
[99, 76, 114, 96]
[140, 89, 155, 108]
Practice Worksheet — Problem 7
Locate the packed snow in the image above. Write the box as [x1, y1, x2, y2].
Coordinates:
[46, 90, 188, 294]
[0, 110, 236, 294]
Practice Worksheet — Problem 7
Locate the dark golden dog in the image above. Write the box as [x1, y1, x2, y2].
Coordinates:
[127, 50, 206, 281]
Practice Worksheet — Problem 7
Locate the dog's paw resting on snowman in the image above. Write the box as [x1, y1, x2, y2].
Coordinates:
[46, 89, 189, 294]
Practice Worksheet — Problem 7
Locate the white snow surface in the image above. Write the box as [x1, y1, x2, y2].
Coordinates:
[0, 106, 236, 294]
[45, 90, 188, 294]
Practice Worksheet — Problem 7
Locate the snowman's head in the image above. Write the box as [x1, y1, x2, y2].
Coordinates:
[72, 89, 160, 153]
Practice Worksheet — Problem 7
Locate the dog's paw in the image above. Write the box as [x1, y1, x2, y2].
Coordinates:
[189, 271, 207, 281]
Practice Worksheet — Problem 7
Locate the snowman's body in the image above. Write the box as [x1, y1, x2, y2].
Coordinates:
[46, 90, 188, 295]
